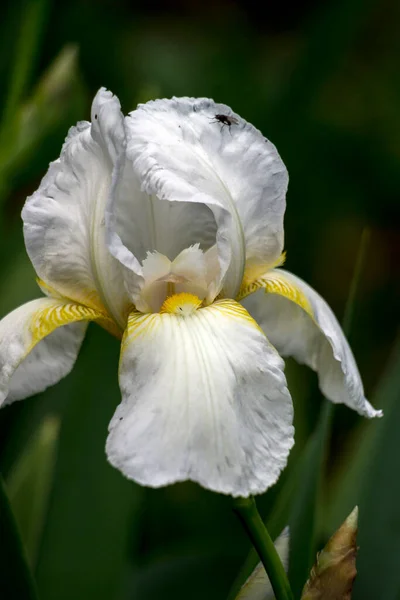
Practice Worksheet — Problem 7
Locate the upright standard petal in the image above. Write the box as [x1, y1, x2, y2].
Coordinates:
[0, 298, 111, 406]
[107, 97, 287, 300]
[136, 245, 209, 312]
[106, 298, 294, 497]
[242, 269, 382, 418]
[22, 88, 129, 329]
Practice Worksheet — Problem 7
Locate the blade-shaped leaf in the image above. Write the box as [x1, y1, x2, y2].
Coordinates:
[1, 0, 50, 125]
[0, 44, 85, 196]
[6, 416, 60, 567]
[325, 337, 400, 600]
[288, 229, 370, 596]
[287, 404, 332, 596]
[35, 325, 143, 600]
[326, 336, 400, 530]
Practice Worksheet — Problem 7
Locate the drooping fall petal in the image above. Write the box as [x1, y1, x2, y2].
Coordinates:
[106, 299, 294, 497]
[242, 270, 381, 418]
[0, 298, 110, 405]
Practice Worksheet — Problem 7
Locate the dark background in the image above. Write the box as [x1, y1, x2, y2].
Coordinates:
[0, 0, 399, 598]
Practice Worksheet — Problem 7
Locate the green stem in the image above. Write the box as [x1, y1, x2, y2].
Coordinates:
[233, 496, 294, 600]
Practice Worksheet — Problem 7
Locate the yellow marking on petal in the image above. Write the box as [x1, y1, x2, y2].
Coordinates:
[211, 299, 262, 331]
[241, 252, 287, 289]
[120, 311, 159, 357]
[30, 304, 96, 343]
[37, 279, 65, 300]
[29, 302, 121, 351]
[237, 270, 313, 318]
[37, 278, 109, 317]
[160, 293, 202, 316]
[276, 251, 286, 267]
[36, 278, 123, 338]
[120, 298, 261, 366]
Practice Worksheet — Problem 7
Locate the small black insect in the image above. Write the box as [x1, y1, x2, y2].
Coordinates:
[210, 113, 239, 132]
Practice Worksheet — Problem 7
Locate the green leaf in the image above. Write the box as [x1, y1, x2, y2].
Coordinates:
[0, 0, 50, 207]
[287, 229, 370, 596]
[0, 474, 39, 600]
[326, 337, 400, 530]
[0, 44, 86, 275]
[0, 44, 85, 199]
[287, 404, 332, 597]
[6, 416, 60, 568]
[1, 0, 50, 126]
[326, 337, 400, 600]
[34, 325, 143, 600]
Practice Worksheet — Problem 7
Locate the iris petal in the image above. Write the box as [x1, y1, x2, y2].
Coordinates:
[243, 269, 382, 418]
[22, 88, 129, 328]
[107, 97, 287, 301]
[0, 298, 111, 405]
[106, 299, 294, 497]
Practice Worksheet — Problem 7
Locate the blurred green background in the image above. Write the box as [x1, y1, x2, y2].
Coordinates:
[0, 0, 399, 598]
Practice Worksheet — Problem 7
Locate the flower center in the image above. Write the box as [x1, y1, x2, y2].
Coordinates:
[160, 292, 202, 316]
[134, 244, 220, 314]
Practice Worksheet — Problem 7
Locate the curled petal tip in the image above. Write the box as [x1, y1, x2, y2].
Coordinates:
[365, 404, 383, 419]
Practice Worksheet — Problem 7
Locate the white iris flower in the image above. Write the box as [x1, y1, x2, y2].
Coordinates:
[0, 89, 382, 497]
